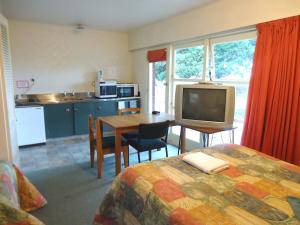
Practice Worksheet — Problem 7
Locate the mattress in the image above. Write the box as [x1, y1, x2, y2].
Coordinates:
[93, 144, 300, 225]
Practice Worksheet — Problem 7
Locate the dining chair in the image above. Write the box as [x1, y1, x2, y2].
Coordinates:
[126, 120, 170, 163]
[118, 107, 141, 139]
[88, 115, 129, 178]
[88, 115, 97, 168]
[118, 107, 141, 115]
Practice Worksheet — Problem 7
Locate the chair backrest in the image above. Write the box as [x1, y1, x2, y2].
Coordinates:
[95, 118, 104, 151]
[118, 107, 141, 115]
[138, 120, 170, 141]
[88, 115, 95, 136]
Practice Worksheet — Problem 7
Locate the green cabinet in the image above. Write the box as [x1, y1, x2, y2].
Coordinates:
[74, 102, 94, 135]
[43, 98, 140, 139]
[44, 103, 74, 138]
[94, 101, 117, 117]
[94, 101, 118, 132]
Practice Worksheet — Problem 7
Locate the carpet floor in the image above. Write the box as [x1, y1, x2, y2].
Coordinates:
[27, 147, 178, 225]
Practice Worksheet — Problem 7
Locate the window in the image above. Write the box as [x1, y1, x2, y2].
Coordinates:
[148, 31, 257, 145]
[212, 39, 256, 81]
[209, 33, 256, 143]
[234, 84, 249, 121]
[174, 44, 205, 80]
[151, 61, 167, 112]
[211, 35, 256, 122]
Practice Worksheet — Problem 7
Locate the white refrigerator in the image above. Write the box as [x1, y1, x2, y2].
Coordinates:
[16, 106, 46, 146]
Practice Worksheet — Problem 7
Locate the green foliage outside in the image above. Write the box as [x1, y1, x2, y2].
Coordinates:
[214, 39, 256, 79]
[154, 61, 166, 81]
[175, 47, 204, 79]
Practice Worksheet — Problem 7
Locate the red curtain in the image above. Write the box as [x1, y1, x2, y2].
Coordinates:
[147, 48, 167, 62]
[241, 16, 300, 165]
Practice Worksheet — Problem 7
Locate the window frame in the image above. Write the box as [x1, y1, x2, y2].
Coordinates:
[172, 40, 207, 81]
[209, 31, 257, 83]
[147, 45, 171, 114]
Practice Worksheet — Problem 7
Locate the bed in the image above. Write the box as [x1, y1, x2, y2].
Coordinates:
[93, 144, 300, 225]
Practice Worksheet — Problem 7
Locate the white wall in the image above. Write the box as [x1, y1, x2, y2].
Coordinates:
[9, 21, 132, 95]
[129, 0, 300, 50]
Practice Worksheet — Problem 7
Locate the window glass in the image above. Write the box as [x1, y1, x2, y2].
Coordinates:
[234, 84, 249, 121]
[152, 61, 167, 112]
[174, 46, 204, 79]
[212, 39, 256, 81]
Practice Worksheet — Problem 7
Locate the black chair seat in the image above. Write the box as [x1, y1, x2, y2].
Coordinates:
[122, 132, 139, 139]
[93, 136, 127, 148]
[127, 138, 166, 152]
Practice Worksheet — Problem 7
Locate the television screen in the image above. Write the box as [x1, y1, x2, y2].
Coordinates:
[182, 88, 226, 122]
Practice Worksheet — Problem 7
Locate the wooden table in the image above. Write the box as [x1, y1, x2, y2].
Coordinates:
[99, 113, 175, 175]
[179, 124, 237, 153]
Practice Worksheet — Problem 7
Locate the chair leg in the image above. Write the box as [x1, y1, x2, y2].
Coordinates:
[123, 146, 129, 167]
[90, 144, 95, 168]
[149, 150, 152, 161]
[138, 152, 141, 163]
[165, 146, 168, 158]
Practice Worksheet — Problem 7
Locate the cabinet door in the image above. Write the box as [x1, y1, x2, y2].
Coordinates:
[94, 101, 117, 132]
[44, 103, 74, 138]
[94, 101, 117, 117]
[74, 102, 94, 135]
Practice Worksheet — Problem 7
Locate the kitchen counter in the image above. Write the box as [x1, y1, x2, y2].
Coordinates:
[15, 93, 142, 139]
[15, 96, 141, 106]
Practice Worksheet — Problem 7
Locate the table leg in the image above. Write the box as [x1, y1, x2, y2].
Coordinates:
[207, 133, 210, 147]
[115, 129, 122, 175]
[202, 133, 206, 147]
[180, 127, 186, 153]
[232, 129, 235, 144]
[96, 120, 104, 178]
[178, 126, 182, 154]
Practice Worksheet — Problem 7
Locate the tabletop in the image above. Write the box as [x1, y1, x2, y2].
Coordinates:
[99, 112, 175, 129]
[180, 124, 237, 134]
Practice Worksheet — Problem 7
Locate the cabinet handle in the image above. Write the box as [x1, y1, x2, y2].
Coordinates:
[66, 108, 70, 112]
[97, 106, 101, 110]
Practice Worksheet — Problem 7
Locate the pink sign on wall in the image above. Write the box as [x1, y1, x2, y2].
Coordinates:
[16, 80, 29, 88]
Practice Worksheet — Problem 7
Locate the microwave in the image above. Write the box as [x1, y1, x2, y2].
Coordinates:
[95, 81, 117, 98]
[117, 84, 139, 98]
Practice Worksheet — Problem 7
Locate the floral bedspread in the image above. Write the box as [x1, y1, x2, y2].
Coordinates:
[94, 144, 300, 225]
[0, 161, 47, 225]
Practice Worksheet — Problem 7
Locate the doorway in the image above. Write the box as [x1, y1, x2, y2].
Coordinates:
[149, 61, 167, 113]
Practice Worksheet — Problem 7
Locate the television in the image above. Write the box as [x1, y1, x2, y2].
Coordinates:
[175, 83, 235, 128]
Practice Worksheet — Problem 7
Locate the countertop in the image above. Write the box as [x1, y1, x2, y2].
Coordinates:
[15, 96, 141, 106]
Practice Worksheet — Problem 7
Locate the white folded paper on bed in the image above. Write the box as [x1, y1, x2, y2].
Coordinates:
[183, 152, 229, 174]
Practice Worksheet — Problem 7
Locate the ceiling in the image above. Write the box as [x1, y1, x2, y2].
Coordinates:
[1, 0, 216, 32]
